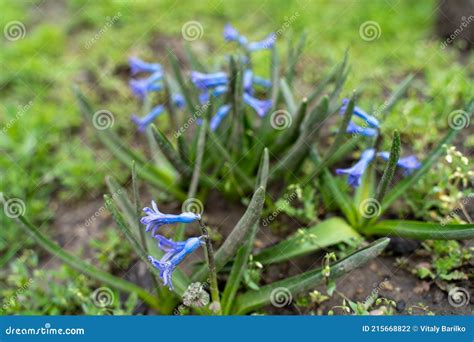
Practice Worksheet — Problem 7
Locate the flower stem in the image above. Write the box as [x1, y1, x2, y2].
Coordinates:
[199, 220, 221, 314]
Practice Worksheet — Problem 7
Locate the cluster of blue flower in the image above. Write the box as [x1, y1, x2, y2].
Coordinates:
[141, 201, 202, 290]
[128, 24, 274, 132]
[335, 99, 421, 187]
[128, 57, 184, 131]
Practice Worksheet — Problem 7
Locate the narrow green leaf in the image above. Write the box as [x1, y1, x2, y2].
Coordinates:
[234, 238, 390, 314]
[221, 223, 258, 314]
[150, 124, 192, 178]
[193, 186, 266, 281]
[375, 130, 400, 204]
[105, 176, 137, 232]
[167, 49, 197, 114]
[365, 220, 474, 240]
[255, 147, 270, 191]
[280, 78, 297, 114]
[254, 218, 360, 265]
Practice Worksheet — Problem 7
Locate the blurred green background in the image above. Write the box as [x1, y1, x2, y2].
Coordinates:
[0, 0, 472, 314]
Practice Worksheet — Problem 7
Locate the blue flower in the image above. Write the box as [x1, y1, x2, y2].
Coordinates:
[223, 23, 248, 46]
[224, 23, 275, 52]
[131, 105, 165, 131]
[172, 93, 185, 108]
[148, 235, 204, 290]
[247, 33, 276, 52]
[198, 85, 229, 104]
[346, 121, 378, 137]
[252, 75, 272, 88]
[336, 148, 376, 188]
[340, 98, 380, 128]
[378, 152, 421, 174]
[129, 72, 163, 100]
[243, 69, 254, 94]
[210, 104, 232, 131]
[129, 57, 162, 75]
[243, 93, 272, 117]
[141, 201, 201, 236]
[191, 71, 228, 89]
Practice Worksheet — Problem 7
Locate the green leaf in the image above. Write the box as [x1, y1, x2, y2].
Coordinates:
[105, 176, 137, 232]
[280, 78, 297, 114]
[375, 130, 400, 204]
[254, 217, 360, 265]
[234, 238, 390, 314]
[193, 186, 266, 281]
[167, 49, 197, 115]
[255, 147, 270, 191]
[365, 220, 474, 240]
[221, 223, 258, 314]
[150, 124, 192, 178]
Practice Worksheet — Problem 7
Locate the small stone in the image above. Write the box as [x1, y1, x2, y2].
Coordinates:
[396, 300, 406, 313]
[381, 281, 394, 291]
[370, 309, 384, 315]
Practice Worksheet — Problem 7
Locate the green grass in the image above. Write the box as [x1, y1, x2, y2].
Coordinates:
[0, 0, 472, 314]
